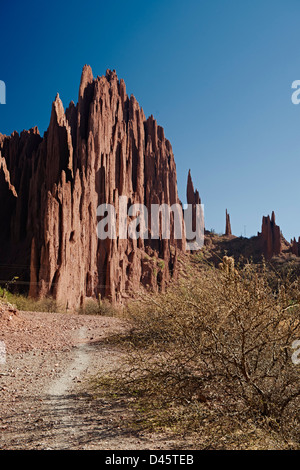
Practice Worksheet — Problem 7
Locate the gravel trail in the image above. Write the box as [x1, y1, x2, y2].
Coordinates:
[0, 311, 180, 450]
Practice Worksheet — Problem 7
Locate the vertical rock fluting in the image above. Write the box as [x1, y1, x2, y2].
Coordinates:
[259, 211, 281, 260]
[0, 66, 196, 308]
[0, 127, 42, 285]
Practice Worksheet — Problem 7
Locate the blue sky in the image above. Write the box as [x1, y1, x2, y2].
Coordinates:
[1, 0, 300, 240]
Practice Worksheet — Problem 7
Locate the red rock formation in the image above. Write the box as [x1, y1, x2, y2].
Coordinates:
[187, 169, 201, 206]
[186, 169, 202, 235]
[225, 209, 232, 236]
[0, 66, 200, 308]
[0, 127, 42, 286]
[290, 237, 300, 256]
[258, 211, 281, 260]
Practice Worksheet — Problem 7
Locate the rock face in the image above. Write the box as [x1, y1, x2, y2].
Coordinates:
[225, 209, 232, 236]
[258, 211, 281, 260]
[187, 169, 201, 206]
[186, 169, 202, 235]
[291, 237, 300, 256]
[0, 66, 198, 308]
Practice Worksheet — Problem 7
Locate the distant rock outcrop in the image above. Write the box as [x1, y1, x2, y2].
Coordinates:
[0, 66, 202, 308]
[291, 237, 300, 256]
[186, 169, 202, 234]
[225, 209, 232, 236]
[187, 169, 201, 206]
[258, 211, 281, 260]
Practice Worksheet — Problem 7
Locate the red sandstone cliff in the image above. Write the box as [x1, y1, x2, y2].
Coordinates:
[0, 66, 197, 308]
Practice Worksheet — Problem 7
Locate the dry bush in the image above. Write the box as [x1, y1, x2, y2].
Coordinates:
[78, 298, 119, 316]
[93, 257, 300, 448]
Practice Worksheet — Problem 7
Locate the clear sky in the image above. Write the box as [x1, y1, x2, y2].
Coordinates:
[1, 0, 300, 241]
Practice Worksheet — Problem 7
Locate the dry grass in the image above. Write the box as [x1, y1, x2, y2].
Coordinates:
[0, 288, 120, 316]
[78, 298, 120, 316]
[0, 289, 61, 313]
[90, 256, 300, 449]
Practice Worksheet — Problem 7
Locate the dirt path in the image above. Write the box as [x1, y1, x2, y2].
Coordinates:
[0, 311, 181, 450]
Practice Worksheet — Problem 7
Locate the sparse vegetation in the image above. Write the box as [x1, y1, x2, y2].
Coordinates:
[0, 289, 61, 313]
[91, 256, 300, 449]
[157, 259, 165, 270]
[78, 297, 120, 316]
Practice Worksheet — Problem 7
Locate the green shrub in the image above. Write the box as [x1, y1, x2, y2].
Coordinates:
[157, 259, 165, 270]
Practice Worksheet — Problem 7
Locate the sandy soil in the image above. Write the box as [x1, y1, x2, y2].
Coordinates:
[0, 309, 186, 450]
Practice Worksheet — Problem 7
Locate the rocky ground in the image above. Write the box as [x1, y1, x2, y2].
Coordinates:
[0, 308, 188, 450]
